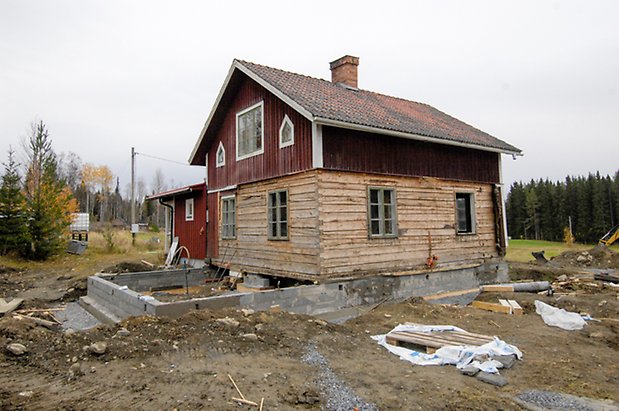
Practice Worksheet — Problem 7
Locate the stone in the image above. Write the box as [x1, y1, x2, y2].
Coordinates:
[384, 314, 392, 318]
[494, 354, 516, 369]
[556, 274, 568, 282]
[313, 319, 328, 326]
[241, 333, 258, 341]
[460, 366, 479, 376]
[6, 343, 27, 356]
[255, 323, 264, 332]
[90, 341, 107, 355]
[115, 328, 130, 337]
[241, 308, 255, 317]
[576, 255, 588, 263]
[64, 328, 76, 336]
[69, 362, 84, 377]
[18, 391, 33, 397]
[476, 372, 508, 387]
[216, 317, 240, 327]
[589, 332, 605, 339]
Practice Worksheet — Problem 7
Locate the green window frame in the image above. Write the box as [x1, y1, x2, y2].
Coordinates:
[455, 192, 476, 234]
[221, 196, 236, 239]
[268, 189, 288, 240]
[368, 187, 397, 238]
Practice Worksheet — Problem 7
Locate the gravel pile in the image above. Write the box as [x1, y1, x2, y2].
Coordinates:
[516, 390, 618, 411]
[302, 344, 377, 411]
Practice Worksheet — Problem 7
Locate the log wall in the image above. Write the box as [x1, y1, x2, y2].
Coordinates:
[317, 170, 499, 279]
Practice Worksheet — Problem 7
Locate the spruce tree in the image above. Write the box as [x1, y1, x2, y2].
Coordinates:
[23, 121, 77, 260]
[0, 148, 28, 255]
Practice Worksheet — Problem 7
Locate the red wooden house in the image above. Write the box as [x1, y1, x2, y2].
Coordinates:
[164, 56, 521, 279]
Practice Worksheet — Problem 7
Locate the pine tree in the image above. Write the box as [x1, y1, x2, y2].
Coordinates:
[0, 148, 29, 255]
[23, 121, 77, 260]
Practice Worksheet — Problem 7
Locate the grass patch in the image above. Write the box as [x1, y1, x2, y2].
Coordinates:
[506, 239, 618, 263]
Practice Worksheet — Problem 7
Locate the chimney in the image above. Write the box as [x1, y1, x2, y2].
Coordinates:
[329, 55, 359, 88]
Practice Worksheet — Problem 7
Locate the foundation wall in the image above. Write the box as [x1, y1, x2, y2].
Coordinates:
[98, 268, 207, 292]
[83, 260, 508, 322]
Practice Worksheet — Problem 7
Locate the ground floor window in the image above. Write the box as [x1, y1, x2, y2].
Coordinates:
[221, 196, 236, 239]
[456, 192, 475, 234]
[368, 187, 397, 238]
[268, 190, 288, 240]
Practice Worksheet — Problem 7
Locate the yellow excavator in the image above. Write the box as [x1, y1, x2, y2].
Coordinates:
[599, 224, 619, 247]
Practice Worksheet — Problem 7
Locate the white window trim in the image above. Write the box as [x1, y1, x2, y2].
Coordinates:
[236, 100, 265, 161]
[455, 191, 477, 235]
[279, 114, 294, 148]
[185, 198, 194, 221]
[221, 195, 236, 240]
[216, 141, 226, 168]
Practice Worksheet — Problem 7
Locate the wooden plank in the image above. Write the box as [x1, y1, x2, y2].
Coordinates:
[386, 329, 494, 352]
[481, 285, 514, 293]
[507, 299, 523, 316]
[498, 299, 513, 314]
[471, 300, 512, 314]
[422, 288, 481, 301]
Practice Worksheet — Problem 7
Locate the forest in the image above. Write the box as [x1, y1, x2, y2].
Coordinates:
[506, 171, 619, 244]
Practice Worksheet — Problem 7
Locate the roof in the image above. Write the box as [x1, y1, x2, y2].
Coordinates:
[145, 182, 205, 201]
[190, 59, 521, 164]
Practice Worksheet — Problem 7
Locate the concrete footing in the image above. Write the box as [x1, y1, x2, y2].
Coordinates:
[80, 260, 508, 324]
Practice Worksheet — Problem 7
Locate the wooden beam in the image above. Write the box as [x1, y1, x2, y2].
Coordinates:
[471, 300, 512, 314]
[481, 285, 514, 292]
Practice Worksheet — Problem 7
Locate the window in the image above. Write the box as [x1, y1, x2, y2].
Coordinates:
[185, 198, 194, 221]
[216, 142, 225, 167]
[221, 196, 236, 239]
[268, 190, 288, 240]
[455, 192, 476, 234]
[279, 115, 294, 148]
[368, 187, 397, 238]
[236, 101, 264, 160]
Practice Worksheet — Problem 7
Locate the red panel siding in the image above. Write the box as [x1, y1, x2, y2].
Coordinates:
[206, 192, 219, 258]
[173, 191, 207, 260]
[207, 77, 313, 190]
[322, 126, 500, 184]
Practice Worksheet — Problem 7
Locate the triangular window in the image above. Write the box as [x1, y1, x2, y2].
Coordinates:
[216, 142, 225, 167]
[279, 115, 294, 148]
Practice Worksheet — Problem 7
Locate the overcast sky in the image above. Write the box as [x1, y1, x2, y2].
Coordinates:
[1, 0, 617, 195]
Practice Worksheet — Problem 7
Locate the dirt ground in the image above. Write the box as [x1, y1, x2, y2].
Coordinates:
[0, 248, 618, 410]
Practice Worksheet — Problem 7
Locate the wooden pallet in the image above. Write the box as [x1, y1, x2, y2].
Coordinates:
[385, 324, 494, 354]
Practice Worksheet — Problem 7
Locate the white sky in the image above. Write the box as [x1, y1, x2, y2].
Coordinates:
[1, 0, 617, 194]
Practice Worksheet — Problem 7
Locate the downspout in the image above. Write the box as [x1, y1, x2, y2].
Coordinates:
[159, 198, 174, 254]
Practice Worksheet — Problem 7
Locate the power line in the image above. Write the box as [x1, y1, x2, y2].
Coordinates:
[135, 151, 192, 166]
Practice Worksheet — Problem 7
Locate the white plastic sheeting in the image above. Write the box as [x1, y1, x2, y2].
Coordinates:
[534, 300, 587, 331]
[372, 324, 522, 374]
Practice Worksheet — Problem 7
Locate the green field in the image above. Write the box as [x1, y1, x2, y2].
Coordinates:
[506, 239, 618, 262]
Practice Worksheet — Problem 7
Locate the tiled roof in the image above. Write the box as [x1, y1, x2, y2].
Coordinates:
[238, 60, 521, 154]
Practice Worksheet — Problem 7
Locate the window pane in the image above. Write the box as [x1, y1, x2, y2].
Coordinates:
[280, 222, 288, 237]
[280, 205, 287, 222]
[370, 205, 379, 219]
[269, 207, 277, 224]
[383, 190, 392, 204]
[279, 190, 287, 206]
[384, 204, 392, 220]
[385, 219, 393, 235]
[282, 122, 292, 143]
[270, 222, 277, 237]
[370, 189, 379, 204]
[269, 192, 276, 208]
[371, 220, 380, 235]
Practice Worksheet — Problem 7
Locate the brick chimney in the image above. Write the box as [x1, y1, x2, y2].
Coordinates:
[329, 55, 359, 88]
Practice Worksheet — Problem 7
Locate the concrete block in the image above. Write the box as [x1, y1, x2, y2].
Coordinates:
[494, 355, 516, 369]
[476, 372, 508, 387]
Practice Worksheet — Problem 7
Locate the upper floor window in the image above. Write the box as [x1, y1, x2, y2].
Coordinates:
[456, 192, 476, 234]
[368, 187, 397, 238]
[236, 101, 264, 160]
[185, 198, 194, 221]
[268, 189, 288, 240]
[216, 142, 225, 167]
[221, 195, 236, 239]
[279, 115, 294, 148]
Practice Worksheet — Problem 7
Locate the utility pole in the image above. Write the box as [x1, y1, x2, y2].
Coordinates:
[131, 147, 136, 246]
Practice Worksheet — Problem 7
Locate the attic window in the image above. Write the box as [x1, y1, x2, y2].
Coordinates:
[185, 198, 194, 221]
[216, 142, 225, 167]
[236, 101, 264, 160]
[279, 115, 294, 148]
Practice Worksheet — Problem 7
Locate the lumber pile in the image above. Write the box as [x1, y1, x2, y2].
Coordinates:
[386, 325, 494, 354]
[471, 299, 523, 315]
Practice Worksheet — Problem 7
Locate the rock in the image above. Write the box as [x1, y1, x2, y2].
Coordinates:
[494, 354, 516, 369]
[18, 391, 33, 397]
[255, 323, 264, 332]
[313, 319, 328, 326]
[556, 274, 568, 282]
[89, 341, 107, 355]
[460, 366, 479, 376]
[576, 255, 588, 263]
[71, 356, 78, 363]
[69, 362, 84, 377]
[241, 333, 258, 341]
[241, 308, 255, 316]
[476, 371, 508, 387]
[589, 332, 605, 339]
[6, 343, 27, 356]
[384, 314, 392, 318]
[115, 327, 130, 337]
[216, 317, 240, 327]
[64, 328, 76, 336]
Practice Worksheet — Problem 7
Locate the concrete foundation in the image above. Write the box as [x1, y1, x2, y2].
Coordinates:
[80, 260, 508, 324]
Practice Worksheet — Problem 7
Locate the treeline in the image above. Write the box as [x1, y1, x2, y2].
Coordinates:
[506, 171, 619, 244]
[0, 121, 171, 260]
